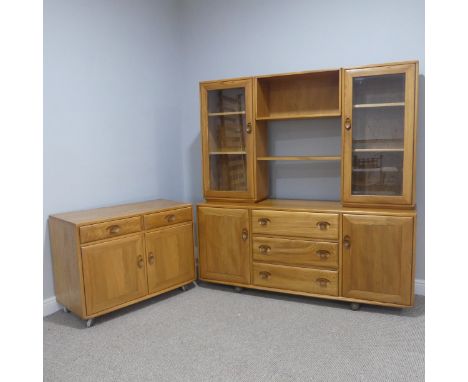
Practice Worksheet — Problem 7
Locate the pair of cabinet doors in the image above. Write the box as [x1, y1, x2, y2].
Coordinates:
[81, 223, 195, 315]
[198, 207, 414, 305]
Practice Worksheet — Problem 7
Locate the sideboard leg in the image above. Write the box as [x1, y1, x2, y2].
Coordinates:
[86, 318, 94, 328]
[350, 303, 361, 311]
[63, 307, 70, 313]
[180, 285, 187, 292]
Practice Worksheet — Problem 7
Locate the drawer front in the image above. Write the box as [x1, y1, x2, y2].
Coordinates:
[144, 207, 192, 230]
[253, 263, 338, 296]
[252, 237, 338, 268]
[252, 210, 339, 240]
[80, 216, 142, 244]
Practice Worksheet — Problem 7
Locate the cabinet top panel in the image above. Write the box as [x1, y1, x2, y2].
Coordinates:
[50, 199, 192, 226]
[198, 199, 416, 217]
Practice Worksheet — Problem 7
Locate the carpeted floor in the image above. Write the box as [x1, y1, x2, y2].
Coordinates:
[44, 283, 424, 382]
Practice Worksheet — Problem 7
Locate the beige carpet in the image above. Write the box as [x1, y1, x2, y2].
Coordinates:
[44, 283, 424, 381]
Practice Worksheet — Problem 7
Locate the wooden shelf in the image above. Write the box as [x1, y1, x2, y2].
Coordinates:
[353, 148, 404, 153]
[208, 111, 245, 117]
[257, 156, 341, 161]
[256, 110, 341, 121]
[209, 151, 247, 155]
[353, 102, 405, 109]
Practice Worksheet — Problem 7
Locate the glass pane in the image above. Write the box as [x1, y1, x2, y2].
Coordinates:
[209, 154, 247, 191]
[208, 88, 245, 113]
[353, 74, 405, 104]
[351, 73, 406, 196]
[352, 152, 403, 196]
[208, 114, 246, 153]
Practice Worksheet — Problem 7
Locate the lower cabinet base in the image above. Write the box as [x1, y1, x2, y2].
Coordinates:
[62, 278, 196, 320]
[198, 278, 413, 309]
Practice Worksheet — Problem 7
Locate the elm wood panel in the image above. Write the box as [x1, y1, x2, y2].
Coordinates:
[342, 63, 417, 206]
[253, 120, 269, 201]
[144, 206, 193, 231]
[51, 199, 191, 225]
[252, 210, 339, 240]
[81, 234, 148, 316]
[145, 223, 196, 294]
[252, 236, 338, 268]
[79, 216, 142, 244]
[198, 207, 250, 284]
[342, 214, 414, 305]
[48, 217, 86, 317]
[253, 263, 338, 296]
[198, 199, 417, 217]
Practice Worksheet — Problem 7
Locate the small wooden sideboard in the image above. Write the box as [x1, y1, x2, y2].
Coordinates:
[49, 199, 196, 326]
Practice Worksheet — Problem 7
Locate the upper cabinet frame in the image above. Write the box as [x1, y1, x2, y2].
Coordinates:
[342, 62, 418, 207]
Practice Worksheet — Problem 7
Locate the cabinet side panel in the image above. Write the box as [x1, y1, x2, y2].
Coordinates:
[48, 218, 85, 317]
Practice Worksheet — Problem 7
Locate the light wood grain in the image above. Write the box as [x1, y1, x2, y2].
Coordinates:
[81, 234, 148, 316]
[252, 210, 339, 240]
[198, 206, 250, 284]
[257, 156, 341, 161]
[342, 214, 414, 305]
[144, 206, 192, 231]
[145, 222, 195, 294]
[252, 236, 338, 268]
[79, 216, 141, 244]
[253, 263, 338, 296]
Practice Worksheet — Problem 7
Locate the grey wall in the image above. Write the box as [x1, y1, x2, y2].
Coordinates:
[178, 0, 425, 279]
[44, 0, 424, 302]
[43, 0, 184, 299]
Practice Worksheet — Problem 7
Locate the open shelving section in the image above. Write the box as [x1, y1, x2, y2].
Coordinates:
[257, 156, 341, 161]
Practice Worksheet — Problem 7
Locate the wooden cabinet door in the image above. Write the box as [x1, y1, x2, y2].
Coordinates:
[200, 79, 255, 200]
[81, 234, 148, 315]
[145, 222, 195, 294]
[342, 63, 417, 206]
[342, 214, 414, 305]
[198, 207, 250, 284]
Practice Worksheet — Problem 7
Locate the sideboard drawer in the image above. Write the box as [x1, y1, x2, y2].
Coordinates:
[80, 216, 142, 244]
[252, 210, 339, 240]
[144, 206, 192, 230]
[253, 263, 338, 296]
[252, 236, 338, 268]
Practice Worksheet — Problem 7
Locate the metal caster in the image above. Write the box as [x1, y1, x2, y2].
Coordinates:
[63, 307, 70, 313]
[86, 319, 94, 328]
[350, 303, 361, 311]
[234, 286, 243, 293]
[180, 285, 187, 292]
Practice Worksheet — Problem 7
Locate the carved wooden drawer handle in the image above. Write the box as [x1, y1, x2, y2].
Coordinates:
[316, 221, 330, 230]
[137, 255, 144, 269]
[343, 235, 351, 249]
[165, 214, 176, 223]
[315, 250, 330, 260]
[316, 278, 330, 287]
[259, 271, 271, 280]
[258, 218, 270, 226]
[107, 225, 121, 234]
[259, 245, 271, 254]
[241, 228, 249, 241]
[344, 117, 352, 130]
[148, 252, 155, 265]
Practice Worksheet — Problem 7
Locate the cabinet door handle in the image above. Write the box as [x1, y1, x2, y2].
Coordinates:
[344, 117, 352, 130]
[137, 255, 144, 269]
[258, 218, 270, 226]
[107, 224, 121, 234]
[316, 221, 330, 230]
[315, 250, 330, 260]
[259, 245, 271, 254]
[246, 122, 252, 134]
[316, 278, 330, 287]
[241, 228, 249, 241]
[148, 252, 155, 265]
[165, 214, 176, 223]
[259, 271, 271, 280]
[343, 235, 351, 249]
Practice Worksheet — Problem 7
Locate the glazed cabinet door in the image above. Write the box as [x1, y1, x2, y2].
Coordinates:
[145, 222, 196, 294]
[81, 234, 148, 315]
[200, 79, 254, 200]
[342, 63, 417, 206]
[198, 207, 250, 284]
[342, 214, 414, 305]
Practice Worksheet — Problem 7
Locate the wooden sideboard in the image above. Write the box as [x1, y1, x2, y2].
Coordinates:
[49, 199, 196, 326]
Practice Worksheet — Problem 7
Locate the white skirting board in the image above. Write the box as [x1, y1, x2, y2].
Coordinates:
[43, 279, 425, 317]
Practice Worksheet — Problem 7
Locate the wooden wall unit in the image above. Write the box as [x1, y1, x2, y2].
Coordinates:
[49, 200, 196, 325]
[198, 61, 420, 309]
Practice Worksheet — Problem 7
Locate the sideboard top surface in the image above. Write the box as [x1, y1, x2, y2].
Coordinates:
[50, 199, 191, 225]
